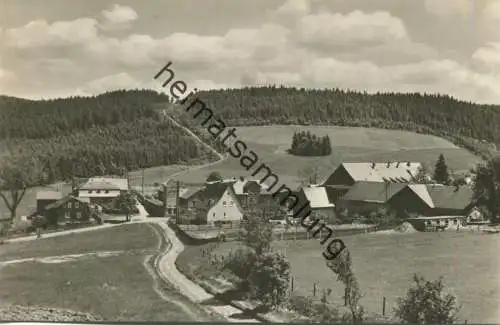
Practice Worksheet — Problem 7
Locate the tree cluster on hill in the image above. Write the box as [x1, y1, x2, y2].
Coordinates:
[289, 131, 332, 156]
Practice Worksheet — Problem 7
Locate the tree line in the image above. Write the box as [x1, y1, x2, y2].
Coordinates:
[289, 131, 332, 156]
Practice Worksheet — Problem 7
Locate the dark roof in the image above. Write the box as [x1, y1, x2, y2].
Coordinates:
[179, 187, 203, 199]
[341, 181, 408, 203]
[425, 185, 474, 210]
[45, 195, 91, 210]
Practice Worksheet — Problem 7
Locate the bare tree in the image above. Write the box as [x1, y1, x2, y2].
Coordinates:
[0, 158, 45, 222]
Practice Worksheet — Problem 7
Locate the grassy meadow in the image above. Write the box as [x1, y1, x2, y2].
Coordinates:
[0, 223, 216, 321]
[171, 125, 482, 187]
[178, 231, 500, 323]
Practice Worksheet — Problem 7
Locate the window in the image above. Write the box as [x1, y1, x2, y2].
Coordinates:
[223, 201, 227, 206]
[75, 201, 79, 209]
[213, 213, 216, 217]
[96, 190, 101, 194]
[224, 212, 226, 217]
[64, 212, 70, 219]
[104, 190, 109, 194]
[67, 202, 72, 209]
[76, 212, 82, 219]
[453, 219, 458, 225]
[88, 190, 92, 194]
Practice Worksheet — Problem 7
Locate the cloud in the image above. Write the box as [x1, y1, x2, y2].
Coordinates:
[472, 42, 500, 70]
[483, 0, 500, 20]
[101, 4, 138, 29]
[4, 18, 98, 48]
[296, 10, 407, 48]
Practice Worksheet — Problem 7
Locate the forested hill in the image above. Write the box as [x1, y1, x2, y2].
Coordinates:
[0, 91, 214, 185]
[187, 87, 500, 147]
[0, 90, 169, 139]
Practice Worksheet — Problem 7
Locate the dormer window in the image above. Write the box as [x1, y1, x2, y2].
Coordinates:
[88, 190, 92, 194]
[96, 190, 101, 194]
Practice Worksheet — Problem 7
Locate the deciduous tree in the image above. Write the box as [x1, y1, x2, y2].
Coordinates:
[472, 156, 500, 223]
[206, 171, 223, 182]
[116, 191, 136, 222]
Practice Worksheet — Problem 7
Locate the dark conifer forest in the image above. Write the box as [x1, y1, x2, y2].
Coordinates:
[1, 86, 499, 187]
[288, 131, 332, 156]
[0, 90, 216, 185]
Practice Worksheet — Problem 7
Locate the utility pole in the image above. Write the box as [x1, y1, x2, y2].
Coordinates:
[162, 184, 168, 218]
[176, 181, 181, 223]
[141, 168, 145, 197]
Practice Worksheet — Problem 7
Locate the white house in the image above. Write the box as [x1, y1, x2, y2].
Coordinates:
[78, 177, 128, 203]
[203, 183, 244, 226]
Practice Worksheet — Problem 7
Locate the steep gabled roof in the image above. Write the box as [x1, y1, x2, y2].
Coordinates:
[342, 181, 408, 203]
[301, 186, 334, 208]
[45, 195, 91, 210]
[407, 184, 435, 208]
[425, 185, 474, 210]
[329, 162, 421, 184]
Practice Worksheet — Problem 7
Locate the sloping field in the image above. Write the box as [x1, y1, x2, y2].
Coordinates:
[172, 125, 482, 188]
[179, 231, 500, 323]
[0, 223, 216, 322]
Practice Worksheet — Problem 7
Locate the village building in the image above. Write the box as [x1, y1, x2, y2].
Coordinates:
[193, 182, 244, 226]
[35, 189, 64, 215]
[336, 181, 408, 218]
[43, 195, 98, 224]
[77, 177, 128, 204]
[294, 185, 336, 222]
[386, 184, 480, 221]
[231, 177, 284, 218]
[322, 161, 421, 202]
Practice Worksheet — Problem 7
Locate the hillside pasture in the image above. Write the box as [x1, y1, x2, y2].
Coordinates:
[171, 125, 482, 188]
[178, 231, 500, 323]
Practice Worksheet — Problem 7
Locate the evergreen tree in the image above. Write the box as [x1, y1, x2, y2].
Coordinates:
[433, 154, 450, 185]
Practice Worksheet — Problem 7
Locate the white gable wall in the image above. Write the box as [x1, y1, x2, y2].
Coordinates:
[207, 188, 243, 224]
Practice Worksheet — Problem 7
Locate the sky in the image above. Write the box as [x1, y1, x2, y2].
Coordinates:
[0, 0, 499, 104]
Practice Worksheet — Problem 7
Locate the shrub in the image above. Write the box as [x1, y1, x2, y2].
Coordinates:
[248, 251, 291, 309]
[223, 248, 257, 281]
[395, 274, 460, 324]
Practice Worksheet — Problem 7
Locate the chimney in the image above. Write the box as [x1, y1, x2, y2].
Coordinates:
[371, 162, 376, 169]
[407, 161, 411, 167]
[239, 176, 245, 181]
[396, 162, 400, 168]
[386, 161, 391, 168]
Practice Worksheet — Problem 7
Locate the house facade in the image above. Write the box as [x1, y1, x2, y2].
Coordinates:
[194, 182, 244, 226]
[44, 195, 97, 224]
[336, 181, 407, 218]
[231, 177, 284, 218]
[36, 190, 64, 214]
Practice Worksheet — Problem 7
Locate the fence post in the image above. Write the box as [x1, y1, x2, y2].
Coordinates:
[382, 296, 386, 316]
[291, 276, 294, 292]
[313, 282, 317, 297]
